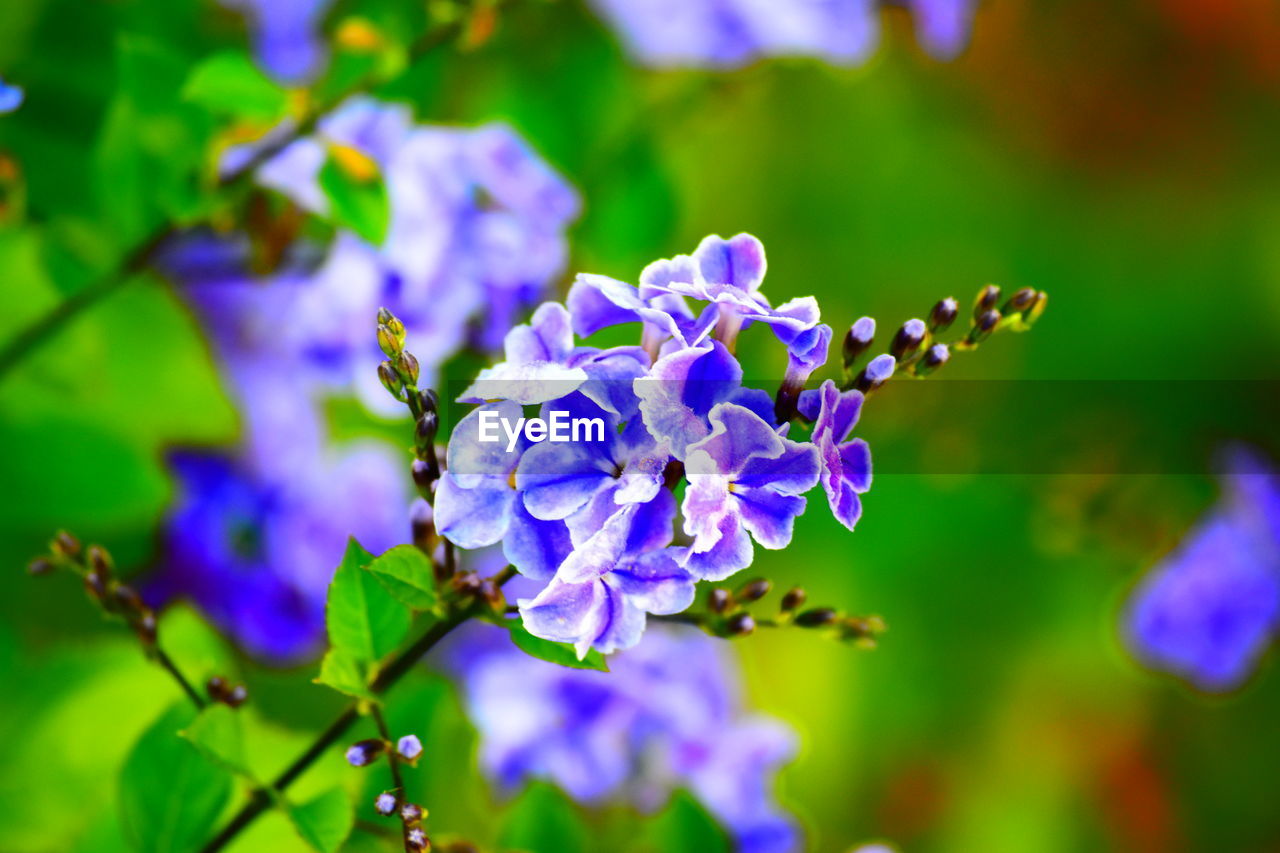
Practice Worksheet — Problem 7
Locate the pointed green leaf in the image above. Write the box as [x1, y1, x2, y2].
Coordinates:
[506, 621, 609, 672]
[499, 781, 587, 853]
[182, 51, 288, 121]
[288, 787, 354, 853]
[180, 703, 251, 778]
[314, 647, 379, 703]
[365, 544, 439, 610]
[319, 152, 390, 244]
[119, 704, 233, 853]
[326, 538, 411, 664]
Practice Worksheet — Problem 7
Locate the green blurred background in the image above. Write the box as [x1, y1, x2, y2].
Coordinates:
[2, 0, 1279, 850]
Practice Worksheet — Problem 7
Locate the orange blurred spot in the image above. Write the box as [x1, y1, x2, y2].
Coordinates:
[329, 143, 379, 183]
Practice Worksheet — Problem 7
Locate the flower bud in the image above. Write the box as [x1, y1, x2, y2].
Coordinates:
[226, 683, 249, 707]
[113, 584, 144, 615]
[52, 530, 81, 560]
[853, 354, 896, 393]
[780, 587, 806, 612]
[345, 739, 387, 767]
[737, 578, 771, 602]
[708, 588, 732, 614]
[135, 610, 158, 645]
[27, 557, 54, 576]
[968, 309, 1001, 345]
[916, 343, 950, 377]
[842, 317, 876, 370]
[929, 297, 959, 332]
[478, 580, 505, 614]
[378, 361, 403, 398]
[397, 734, 423, 762]
[415, 411, 439, 445]
[405, 826, 430, 851]
[974, 284, 1001, 318]
[374, 792, 398, 816]
[795, 607, 838, 627]
[418, 388, 439, 418]
[889, 319, 927, 360]
[400, 802, 425, 825]
[376, 307, 395, 326]
[1025, 290, 1048, 325]
[396, 351, 420, 386]
[87, 545, 114, 578]
[411, 459, 437, 491]
[1005, 287, 1037, 313]
[377, 324, 402, 358]
[84, 568, 109, 605]
[726, 612, 755, 636]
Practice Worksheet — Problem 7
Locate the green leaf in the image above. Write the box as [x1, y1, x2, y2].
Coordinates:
[326, 538, 411, 664]
[645, 790, 732, 853]
[288, 787, 354, 853]
[182, 51, 288, 121]
[118, 704, 233, 853]
[318, 152, 390, 244]
[506, 621, 609, 672]
[314, 648, 379, 703]
[180, 704, 250, 778]
[365, 544, 439, 610]
[499, 781, 587, 853]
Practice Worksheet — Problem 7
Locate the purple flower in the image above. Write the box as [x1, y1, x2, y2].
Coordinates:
[396, 734, 423, 761]
[1124, 450, 1280, 692]
[345, 738, 386, 767]
[0, 76, 23, 114]
[374, 792, 397, 815]
[447, 622, 800, 852]
[798, 379, 871, 530]
[680, 403, 821, 580]
[220, 0, 335, 83]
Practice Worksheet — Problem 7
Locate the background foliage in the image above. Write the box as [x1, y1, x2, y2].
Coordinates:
[1, 0, 1279, 850]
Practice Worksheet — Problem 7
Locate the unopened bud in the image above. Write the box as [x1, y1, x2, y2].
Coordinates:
[84, 568, 109, 604]
[345, 738, 386, 767]
[974, 284, 1001, 318]
[708, 588, 732, 614]
[376, 307, 395, 326]
[737, 578, 771, 602]
[226, 683, 248, 707]
[916, 343, 950, 376]
[374, 792, 398, 816]
[889, 319, 927, 360]
[795, 607, 838, 627]
[396, 351, 420, 386]
[52, 530, 81, 560]
[842, 317, 876, 370]
[418, 388, 439, 416]
[415, 411, 439, 445]
[411, 459, 437, 491]
[135, 610, 158, 645]
[853, 354, 896, 393]
[929, 297, 959, 332]
[1026, 290, 1048, 324]
[400, 802, 425, 825]
[478, 579, 505, 613]
[968, 309, 1001, 344]
[378, 361, 403, 398]
[113, 584, 144, 616]
[780, 587, 807, 612]
[1006, 287, 1037, 313]
[396, 734, 423, 762]
[726, 612, 756, 636]
[27, 557, 54, 576]
[376, 324, 402, 358]
[405, 826, 430, 851]
[87, 545, 113, 578]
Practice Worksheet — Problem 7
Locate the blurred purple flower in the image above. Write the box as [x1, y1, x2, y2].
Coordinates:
[0, 76, 24, 114]
[589, 0, 972, 69]
[220, 0, 334, 83]
[1124, 450, 1280, 691]
[447, 622, 800, 852]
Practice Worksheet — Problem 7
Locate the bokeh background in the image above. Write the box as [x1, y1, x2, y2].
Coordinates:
[2, 0, 1279, 850]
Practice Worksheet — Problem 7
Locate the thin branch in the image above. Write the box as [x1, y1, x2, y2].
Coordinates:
[155, 647, 208, 710]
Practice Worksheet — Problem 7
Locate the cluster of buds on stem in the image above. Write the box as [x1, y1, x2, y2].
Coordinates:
[684, 580, 886, 647]
[841, 317, 898, 394]
[377, 307, 442, 494]
[29, 532, 158, 647]
[206, 676, 249, 708]
[351, 731, 431, 851]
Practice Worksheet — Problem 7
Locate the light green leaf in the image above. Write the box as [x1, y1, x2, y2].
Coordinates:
[506, 621, 609, 672]
[119, 704, 233, 853]
[314, 648, 379, 703]
[499, 781, 587, 853]
[326, 538, 411, 664]
[180, 704, 250, 778]
[288, 787, 354, 853]
[365, 544, 439, 610]
[182, 51, 288, 120]
[318, 153, 390, 244]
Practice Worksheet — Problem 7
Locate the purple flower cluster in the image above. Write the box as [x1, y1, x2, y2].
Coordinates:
[588, 0, 975, 68]
[157, 100, 577, 661]
[434, 234, 873, 656]
[449, 622, 800, 853]
[1124, 449, 1280, 692]
[218, 0, 335, 83]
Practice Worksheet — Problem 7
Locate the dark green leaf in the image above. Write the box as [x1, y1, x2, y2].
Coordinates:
[318, 152, 390, 244]
[499, 782, 587, 853]
[314, 647, 379, 703]
[645, 790, 732, 853]
[182, 51, 288, 121]
[506, 621, 609, 671]
[326, 538, 411, 664]
[365, 544, 439, 610]
[118, 704, 233, 853]
[180, 704, 250, 778]
[288, 787, 354, 853]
